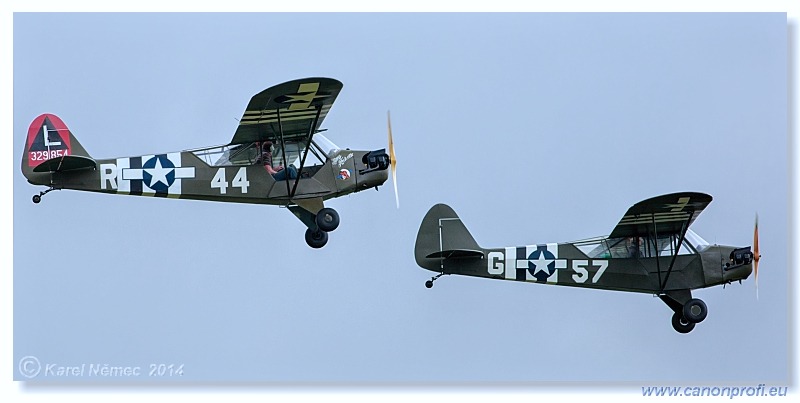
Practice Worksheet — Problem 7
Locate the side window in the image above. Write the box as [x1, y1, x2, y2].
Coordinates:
[191, 143, 259, 167]
[273, 141, 326, 168]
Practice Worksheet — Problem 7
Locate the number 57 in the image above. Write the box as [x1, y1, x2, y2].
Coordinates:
[571, 260, 608, 284]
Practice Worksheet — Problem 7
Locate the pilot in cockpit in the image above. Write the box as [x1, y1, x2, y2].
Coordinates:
[257, 141, 297, 181]
[627, 237, 642, 258]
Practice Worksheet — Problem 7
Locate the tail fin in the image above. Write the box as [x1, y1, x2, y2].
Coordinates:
[22, 114, 93, 182]
[415, 203, 484, 271]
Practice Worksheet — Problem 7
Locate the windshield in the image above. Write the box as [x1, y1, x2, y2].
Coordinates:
[684, 229, 710, 252]
[312, 133, 341, 158]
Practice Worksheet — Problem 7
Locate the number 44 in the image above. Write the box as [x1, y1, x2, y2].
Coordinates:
[571, 260, 608, 284]
[211, 167, 249, 194]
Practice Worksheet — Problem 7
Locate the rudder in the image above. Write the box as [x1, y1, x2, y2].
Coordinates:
[21, 113, 92, 182]
[414, 203, 483, 272]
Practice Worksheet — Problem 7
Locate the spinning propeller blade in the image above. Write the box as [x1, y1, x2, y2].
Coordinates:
[754, 213, 760, 300]
[388, 111, 399, 209]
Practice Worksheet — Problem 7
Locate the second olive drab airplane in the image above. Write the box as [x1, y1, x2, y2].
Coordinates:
[415, 192, 760, 333]
[22, 77, 398, 248]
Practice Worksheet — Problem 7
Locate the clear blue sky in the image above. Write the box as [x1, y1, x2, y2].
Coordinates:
[5, 7, 797, 401]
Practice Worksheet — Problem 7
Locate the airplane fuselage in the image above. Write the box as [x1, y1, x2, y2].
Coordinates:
[24, 148, 389, 206]
[417, 242, 753, 295]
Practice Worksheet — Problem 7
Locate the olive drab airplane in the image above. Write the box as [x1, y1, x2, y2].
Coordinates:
[415, 193, 761, 333]
[22, 77, 398, 248]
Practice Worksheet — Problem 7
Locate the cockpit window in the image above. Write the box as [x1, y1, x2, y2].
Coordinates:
[191, 143, 259, 166]
[272, 140, 326, 168]
[575, 233, 698, 259]
[191, 136, 335, 168]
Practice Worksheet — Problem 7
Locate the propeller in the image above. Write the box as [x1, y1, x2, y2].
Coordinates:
[387, 111, 399, 209]
[754, 213, 761, 300]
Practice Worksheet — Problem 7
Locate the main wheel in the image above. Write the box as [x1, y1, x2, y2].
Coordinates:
[315, 208, 340, 232]
[305, 228, 329, 249]
[425, 280, 433, 289]
[683, 298, 708, 323]
[32, 195, 41, 204]
[671, 311, 696, 333]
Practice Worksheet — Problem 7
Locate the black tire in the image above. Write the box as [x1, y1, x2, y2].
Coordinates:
[315, 208, 340, 232]
[305, 228, 328, 249]
[425, 280, 433, 289]
[683, 298, 708, 323]
[32, 195, 41, 204]
[671, 311, 696, 334]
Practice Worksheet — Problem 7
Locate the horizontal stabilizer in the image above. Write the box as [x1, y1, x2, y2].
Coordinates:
[425, 249, 484, 259]
[33, 155, 97, 173]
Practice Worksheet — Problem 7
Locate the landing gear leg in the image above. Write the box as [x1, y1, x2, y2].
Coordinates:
[32, 187, 57, 204]
[425, 273, 446, 289]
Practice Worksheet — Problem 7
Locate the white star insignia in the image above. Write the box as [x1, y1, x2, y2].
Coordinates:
[146, 158, 172, 188]
[532, 252, 553, 276]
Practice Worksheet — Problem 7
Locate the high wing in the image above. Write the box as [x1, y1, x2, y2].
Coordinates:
[608, 192, 713, 238]
[229, 77, 343, 145]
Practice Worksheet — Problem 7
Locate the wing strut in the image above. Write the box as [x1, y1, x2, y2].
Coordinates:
[659, 209, 695, 292]
[289, 104, 322, 199]
[651, 214, 663, 290]
[276, 109, 291, 196]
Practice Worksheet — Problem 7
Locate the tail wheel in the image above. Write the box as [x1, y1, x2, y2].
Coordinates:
[671, 311, 696, 334]
[315, 208, 340, 232]
[682, 298, 708, 323]
[305, 228, 328, 249]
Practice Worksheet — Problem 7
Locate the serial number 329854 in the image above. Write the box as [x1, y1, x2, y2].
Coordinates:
[29, 149, 68, 162]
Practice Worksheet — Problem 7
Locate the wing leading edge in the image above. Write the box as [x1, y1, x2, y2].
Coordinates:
[229, 77, 343, 145]
[608, 192, 713, 238]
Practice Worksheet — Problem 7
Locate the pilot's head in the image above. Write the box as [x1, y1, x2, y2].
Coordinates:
[263, 141, 273, 153]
